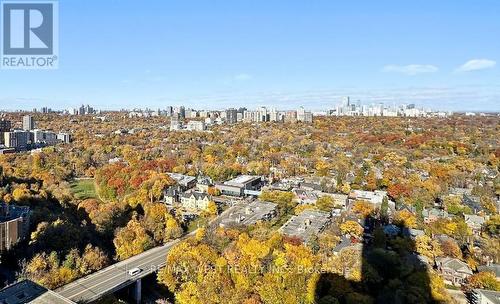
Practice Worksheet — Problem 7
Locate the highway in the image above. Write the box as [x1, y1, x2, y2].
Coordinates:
[56, 237, 183, 303]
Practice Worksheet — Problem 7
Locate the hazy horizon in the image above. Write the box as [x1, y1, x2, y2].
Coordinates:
[1, 0, 499, 112]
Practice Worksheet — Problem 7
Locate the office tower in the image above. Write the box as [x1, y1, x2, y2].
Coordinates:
[258, 107, 269, 122]
[179, 106, 186, 120]
[303, 111, 313, 123]
[269, 108, 279, 122]
[85, 105, 94, 115]
[22, 115, 35, 131]
[165, 106, 173, 117]
[297, 107, 306, 122]
[342, 96, 350, 107]
[226, 108, 238, 124]
[170, 113, 182, 131]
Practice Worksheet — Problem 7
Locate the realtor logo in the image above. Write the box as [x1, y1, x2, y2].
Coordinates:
[1, 0, 58, 69]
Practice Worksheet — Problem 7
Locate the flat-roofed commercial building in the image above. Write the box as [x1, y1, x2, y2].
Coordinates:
[279, 209, 331, 243]
[219, 201, 277, 227]
[215, 175, 263, 197]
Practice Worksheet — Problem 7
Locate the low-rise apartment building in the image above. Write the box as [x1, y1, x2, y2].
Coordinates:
[0, 203, 30, 252]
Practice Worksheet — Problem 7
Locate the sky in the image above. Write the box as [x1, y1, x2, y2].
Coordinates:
[1, 0, 500, 112]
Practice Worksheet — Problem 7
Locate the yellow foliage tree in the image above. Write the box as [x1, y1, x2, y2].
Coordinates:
[340, 221, 364, 238]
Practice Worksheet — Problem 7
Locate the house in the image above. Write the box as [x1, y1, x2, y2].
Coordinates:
[397, 204, 417, 214]
[163, 185, 181, 205]
[449, 188, 483, 214]
[383, 224, 401, 237]
[293, 188, 318, 205]
[435, 257, 473, 286]
[477, 264, 500, 280]
[402, 228, 425, 240]
[464, 214, 486, 234]
[422, 208, 449, 224]
[180, 192, 212, 210]
[268, 181, 293, 191]
[405, 253, 431, 269]
[349, 190, 387, 205]
[348, 190, 396, 212]
[167, 173, 197, 190]
[449, 187, 473, 196]
[299, 182, 323, 191]
[333, 236, 362, 255]
[463, 195, 484, 214]
[469, 289, 500, 304]
[196, 176, 213, 193]
[327, 193, 349, 208]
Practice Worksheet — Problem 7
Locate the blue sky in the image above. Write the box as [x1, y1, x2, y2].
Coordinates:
[1, 0, 499, 111]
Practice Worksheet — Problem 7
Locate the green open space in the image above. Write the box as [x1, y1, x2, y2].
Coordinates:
[70, 179, 98, 200]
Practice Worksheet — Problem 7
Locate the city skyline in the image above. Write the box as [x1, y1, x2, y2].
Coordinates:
[1, 0, 499, 111]
[0, 98, 456, 114]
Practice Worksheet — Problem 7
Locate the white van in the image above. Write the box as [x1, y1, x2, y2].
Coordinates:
[128, 267, 142, 276]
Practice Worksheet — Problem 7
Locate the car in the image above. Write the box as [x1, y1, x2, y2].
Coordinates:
[128, 267, 142, 276]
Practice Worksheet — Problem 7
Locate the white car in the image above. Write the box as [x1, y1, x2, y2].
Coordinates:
[128, 267, 142, 276]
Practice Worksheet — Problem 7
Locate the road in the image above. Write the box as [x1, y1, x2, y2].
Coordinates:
[56, 203, 242, 303]
[56, 237, 184, 303]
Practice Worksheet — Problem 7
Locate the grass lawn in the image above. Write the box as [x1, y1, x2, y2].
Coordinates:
[70, 179, 98, 200]
[187, 216, 209, 233]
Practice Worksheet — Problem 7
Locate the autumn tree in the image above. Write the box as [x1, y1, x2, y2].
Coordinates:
[114, 219, 153, 260]
[340, 221, 364, 238]
[465, 271, 500, 291]
[393, 210, 417, 228]
[351, 200, 374, 217]
[316, 196, 335, 212]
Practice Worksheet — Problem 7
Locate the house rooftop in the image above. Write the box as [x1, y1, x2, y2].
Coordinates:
[472, 289, 500, 304]
[478, 264, 500, 278]
[167, 173, 196, 185]
[333, 236, 362, 253]
[436, 257, 473, 275]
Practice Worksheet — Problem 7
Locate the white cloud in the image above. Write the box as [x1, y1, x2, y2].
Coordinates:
[456, 59, 496, 72]
[234, 73, 253, 81]
[382, 64, 438, 75]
